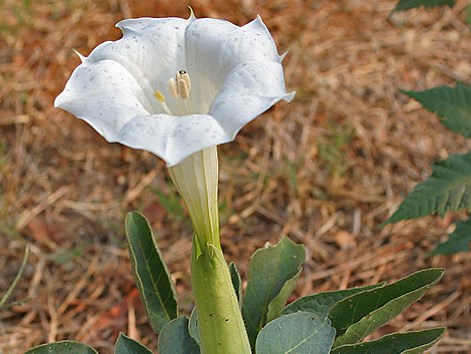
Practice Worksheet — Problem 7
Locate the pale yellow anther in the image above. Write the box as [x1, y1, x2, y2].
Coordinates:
[154, 90, 166, 103]
[153, 90, 173, 115]
[168, 78, 178, 98]
[177, 70, 191, 92]
[169, 70, 192, 100]
[178, 78, 190, 99]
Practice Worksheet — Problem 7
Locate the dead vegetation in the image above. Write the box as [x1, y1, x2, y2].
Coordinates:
[1, 0, 470, 353]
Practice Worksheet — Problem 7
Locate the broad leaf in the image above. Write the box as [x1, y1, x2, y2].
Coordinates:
[188, 308, 200, 345]
[330, 268, 443, 347]
[115, 333, 153, 354]
[331, 328, 445, 354]
[385, 153, 471, 223]
[403, 83, 471, 138]
[125, 211, 177, 333]
[281, 283, 385, 319]
[25, 341, 98, 354]
[159, 317, 200, 354]
[429, 217, 471, 255]
[255, 312, 335, 354]
[393, 0, 455, 12]
[266, 268, 301, 322]
[242, 237, 306, 346]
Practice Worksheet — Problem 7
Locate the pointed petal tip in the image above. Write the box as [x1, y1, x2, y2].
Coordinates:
[284, 91, 296, 102]
[188, 6, 196, 20]
[250, 15, 266, 28]
[73, 49, 86, 62]
[280, 49, 290, 62]
[115, 19, 126, 30]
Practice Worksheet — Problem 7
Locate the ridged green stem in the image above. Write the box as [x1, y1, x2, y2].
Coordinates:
[191, 242, 251, 354]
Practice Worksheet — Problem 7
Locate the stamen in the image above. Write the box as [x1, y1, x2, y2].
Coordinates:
[169, 70, 192, 100]
[153, 90, 173, 115]
[178, 78, 189, 99]
[168, 78, 178, 98]
[153, 90, 165, 103]
[165, 70, 194, 116]
[177, 70, 191, 92]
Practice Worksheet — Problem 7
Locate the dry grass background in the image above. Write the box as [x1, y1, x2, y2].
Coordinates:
[1, 0, 471, 353]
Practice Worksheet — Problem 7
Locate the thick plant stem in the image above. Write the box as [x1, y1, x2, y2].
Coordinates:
[191, 242, 251, 354]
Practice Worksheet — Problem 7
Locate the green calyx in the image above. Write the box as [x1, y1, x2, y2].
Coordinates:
[191, 241, 251, 354]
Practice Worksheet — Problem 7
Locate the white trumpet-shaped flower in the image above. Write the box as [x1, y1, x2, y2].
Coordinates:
[55, 14, 294, 166]
[55, 14, 294, 250]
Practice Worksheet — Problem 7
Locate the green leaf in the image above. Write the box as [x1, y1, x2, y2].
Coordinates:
[242, 237, 306, 347]
[281, 283, 385, 319]
[24, 341, 99, 354]
[330, 269, 443, 347]
[125, 211, 177, 333]
[188, 308, 200, 345]
[255, 312, 335, 354]
[385, 153, 471, 224]
[266, 268, 301, 322]
[429, 217, 471, 255]
[393, 0, 456, 12]
[402, 83, 471, 138]
[331, 328, 446, 354]
[115, 333, 153, 354]
[229, 262, 242, 306]
[158, 317, 201, 354]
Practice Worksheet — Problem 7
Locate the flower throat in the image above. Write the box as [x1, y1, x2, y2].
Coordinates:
[153, 70, 194, 116]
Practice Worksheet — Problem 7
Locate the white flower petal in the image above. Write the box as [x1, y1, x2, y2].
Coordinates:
[117, 114, 229, 166]
[54, 60, 151, 141]
[183, 18, 238, 113]
[185, 16, 281, 76]
[86, 17, 190, 97]
[209, 61, 295, 138]
[184, 16, 283, 113]
[223, 16, 283, 63]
